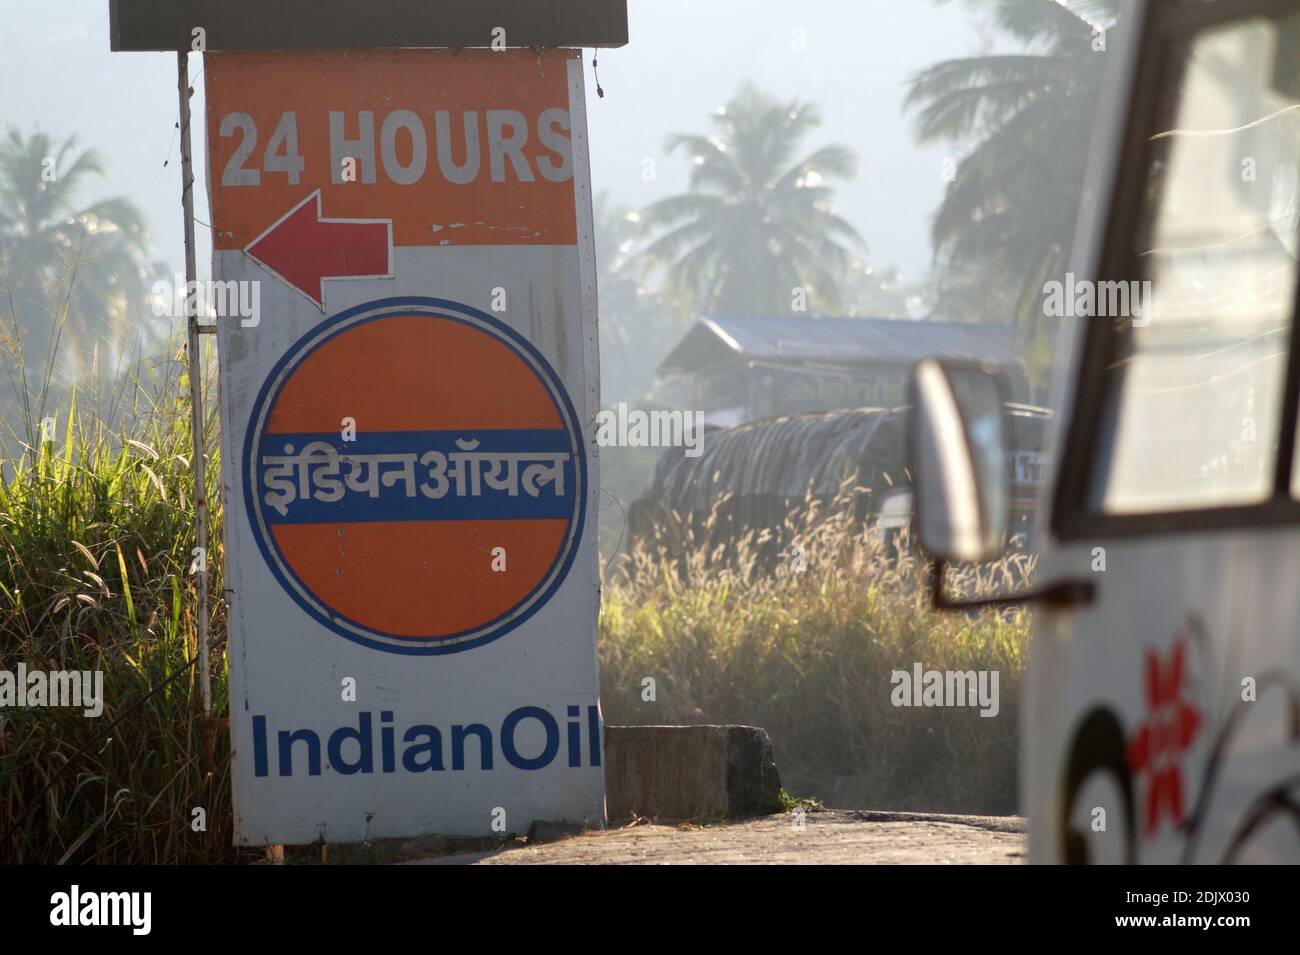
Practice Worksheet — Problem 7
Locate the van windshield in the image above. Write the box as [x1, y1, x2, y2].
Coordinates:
[1093, 13, 1300, 513]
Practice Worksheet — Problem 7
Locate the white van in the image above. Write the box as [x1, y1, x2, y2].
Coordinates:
[911, 0, 1300, 864]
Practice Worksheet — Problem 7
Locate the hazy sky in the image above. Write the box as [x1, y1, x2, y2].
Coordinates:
[0, 0, 992, 286]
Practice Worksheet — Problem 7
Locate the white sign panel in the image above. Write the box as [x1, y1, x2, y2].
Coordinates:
[204, 48, 604, 843]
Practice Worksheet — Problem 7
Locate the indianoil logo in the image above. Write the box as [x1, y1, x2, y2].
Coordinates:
[243, 296, 586, 654]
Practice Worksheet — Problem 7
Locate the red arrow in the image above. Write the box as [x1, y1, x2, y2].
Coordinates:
[245, 190, 392, 308]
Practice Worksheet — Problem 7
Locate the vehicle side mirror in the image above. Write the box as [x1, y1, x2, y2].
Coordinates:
[909, 359, 1008, 563]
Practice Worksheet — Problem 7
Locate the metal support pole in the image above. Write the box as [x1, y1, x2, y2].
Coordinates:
[177, 51, 213, 736]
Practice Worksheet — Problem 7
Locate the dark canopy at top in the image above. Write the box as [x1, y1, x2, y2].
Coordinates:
[110, 0, 629, 52]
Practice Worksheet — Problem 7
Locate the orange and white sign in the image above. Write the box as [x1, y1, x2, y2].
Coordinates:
[206, 48, 604, 845]
[207, 50, 579, 250]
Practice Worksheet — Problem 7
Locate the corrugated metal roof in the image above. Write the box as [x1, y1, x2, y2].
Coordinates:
[659, 316, 1020, 374]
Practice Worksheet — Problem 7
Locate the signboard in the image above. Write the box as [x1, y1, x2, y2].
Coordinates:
[205, 48, 603, 843]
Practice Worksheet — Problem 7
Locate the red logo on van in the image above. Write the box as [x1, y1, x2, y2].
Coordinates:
[1127, 637, 1201, 837]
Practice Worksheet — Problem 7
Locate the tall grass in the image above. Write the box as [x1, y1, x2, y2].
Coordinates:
[599, 504, 1032, 814]
[0, 344, 249, 863]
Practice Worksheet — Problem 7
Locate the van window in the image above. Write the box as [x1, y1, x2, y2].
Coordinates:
[1090, 14, 1300, 514]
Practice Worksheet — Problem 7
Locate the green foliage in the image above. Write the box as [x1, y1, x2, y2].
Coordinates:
[0, 346, 249, 864]
[599, 507, 1032, 814]
[778, 789, 824, 813]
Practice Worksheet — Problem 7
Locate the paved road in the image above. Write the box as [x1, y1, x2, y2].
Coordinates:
[408, 810, 1026, 865]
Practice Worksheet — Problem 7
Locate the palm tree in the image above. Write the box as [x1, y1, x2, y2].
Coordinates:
[905, 0, 1121, 367]
[0, 129, 161, 426]
[638, 82, 865, 317]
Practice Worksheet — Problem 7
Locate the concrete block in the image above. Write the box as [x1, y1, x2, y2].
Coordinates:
[604, 725, 783, 821]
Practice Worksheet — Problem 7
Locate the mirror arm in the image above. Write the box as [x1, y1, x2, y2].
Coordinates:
[930, 558, 1096, 610]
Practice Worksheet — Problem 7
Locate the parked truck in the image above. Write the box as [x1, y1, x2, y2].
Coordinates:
[627, 402, 1050, 571]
